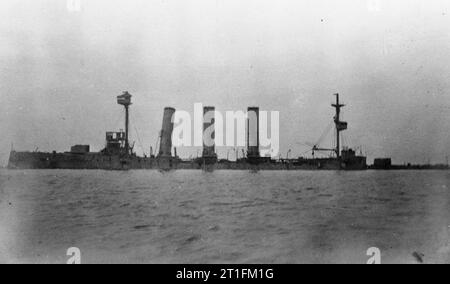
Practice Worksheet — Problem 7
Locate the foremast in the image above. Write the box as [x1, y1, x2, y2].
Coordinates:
[117, 91, 132, 156]
[332, 93, 348, 160]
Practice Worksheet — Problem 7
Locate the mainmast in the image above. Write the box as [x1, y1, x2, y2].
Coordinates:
[117, 91, 132, 155]
[332, 93, 347, 160]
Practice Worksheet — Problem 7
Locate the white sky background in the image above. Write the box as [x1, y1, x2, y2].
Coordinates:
[1, 0, 450, 164]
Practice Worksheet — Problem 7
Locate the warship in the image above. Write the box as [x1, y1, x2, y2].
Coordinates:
[7, 92, 367, 171]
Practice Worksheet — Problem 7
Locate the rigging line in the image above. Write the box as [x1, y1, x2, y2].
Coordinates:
[341, 132, 346, 148]
[134, 124, 146, 155]
[132, 106, 146, 129]
[130, 112, 146, 155]
[297, 142, 314, 148]
[113, 108, 125, 131]
[300, 149, 312, 156]
[316, 121, 334, 146]
[332, 128, 337, 156]
[132, 105, 160, 156]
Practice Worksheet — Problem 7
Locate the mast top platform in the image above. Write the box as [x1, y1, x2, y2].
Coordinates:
[332, 93, 345, 108]
[117, 91, 132, 106]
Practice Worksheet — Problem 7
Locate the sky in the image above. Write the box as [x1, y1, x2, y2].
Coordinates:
[1, 0, 450, 165]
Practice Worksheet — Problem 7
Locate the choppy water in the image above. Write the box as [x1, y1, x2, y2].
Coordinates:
[0, 169, 449, 264]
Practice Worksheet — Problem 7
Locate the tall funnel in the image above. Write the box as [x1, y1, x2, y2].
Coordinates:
[202, 106, 216, 158]
[247, 107, 260, 158]
[159, 107, 176, 157]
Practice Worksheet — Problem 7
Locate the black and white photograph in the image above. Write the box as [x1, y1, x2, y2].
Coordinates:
[0, 0, 449, 267]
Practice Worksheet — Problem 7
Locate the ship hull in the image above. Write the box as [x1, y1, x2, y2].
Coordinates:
[8, 151, 367, 171]
[7, 151, 153, 171]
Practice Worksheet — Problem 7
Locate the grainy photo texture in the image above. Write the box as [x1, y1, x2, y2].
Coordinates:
[0, 0, 449, 266]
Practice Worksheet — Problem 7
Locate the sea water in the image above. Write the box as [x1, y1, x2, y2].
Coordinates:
[0, 169, 449, 264]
